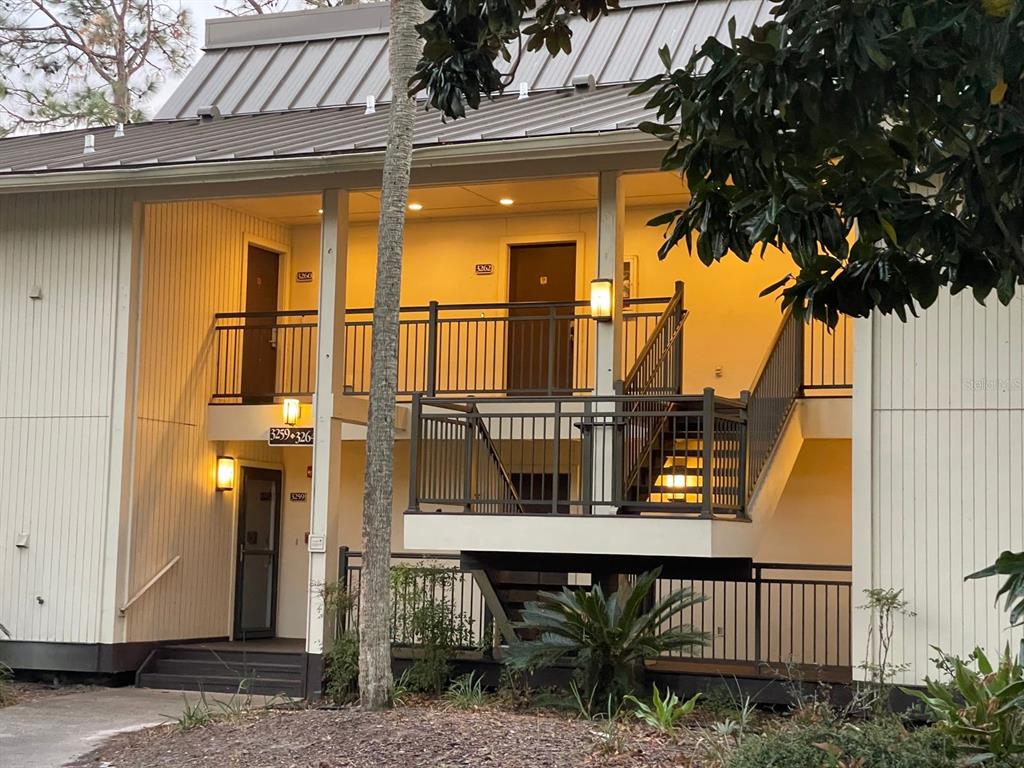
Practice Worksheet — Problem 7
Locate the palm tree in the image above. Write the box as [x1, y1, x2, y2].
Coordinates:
[358, 0, 422, 710]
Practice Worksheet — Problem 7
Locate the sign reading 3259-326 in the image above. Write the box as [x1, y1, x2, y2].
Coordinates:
[268, 426, 314, 446]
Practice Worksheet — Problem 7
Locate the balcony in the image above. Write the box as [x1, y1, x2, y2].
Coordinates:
[210, 296, 672, 404]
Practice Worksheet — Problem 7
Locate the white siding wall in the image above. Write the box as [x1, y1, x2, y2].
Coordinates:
[0, 191, 132, 644]
[858, 291, 1024, 683]
[124, 201, 290, 642]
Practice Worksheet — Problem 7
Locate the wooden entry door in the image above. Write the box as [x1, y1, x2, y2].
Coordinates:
[234, 466, 282, 640]
[506, 243, 577, 393]
[241, 245, 280, 404]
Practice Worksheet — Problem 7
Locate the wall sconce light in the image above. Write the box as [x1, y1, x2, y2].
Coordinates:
[216, 456, 235, 492]
[282, 398, 301, 426]
[590, 278, 613, 322]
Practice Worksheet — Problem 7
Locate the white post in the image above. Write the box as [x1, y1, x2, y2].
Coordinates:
[306, 189, 349, 661]
[592, 171, 625, 515]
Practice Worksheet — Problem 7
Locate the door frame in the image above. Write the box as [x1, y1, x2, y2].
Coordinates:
[496, 233, 587, 305]
[231, 460, 284, 641]
[239, 233, 291, 313]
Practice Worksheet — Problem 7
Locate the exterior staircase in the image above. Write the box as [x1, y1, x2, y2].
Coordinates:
[488, 570, 569, 639]
[136, 643, 305, 698]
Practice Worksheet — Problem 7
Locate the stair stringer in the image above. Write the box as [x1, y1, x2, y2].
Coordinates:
[746, 398, 852, 526]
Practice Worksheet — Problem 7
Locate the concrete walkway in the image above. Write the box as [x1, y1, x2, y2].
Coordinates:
[0, 687, 272, 768]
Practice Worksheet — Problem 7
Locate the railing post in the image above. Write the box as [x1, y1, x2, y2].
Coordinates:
[701, 387, 715, 519]
[551, 399, 561, 514]
[738, 389, 750, 517]
[426, 300, 439, 397]
[580, 400, 594, 515]
[612, 381, 624, 503]
[462, 406, 474, 512]
[673, 280, 684, 394]
[337, 545, 350, 633]
[406, 393, 421, 512]
[547, 304, 557, 395]
[753, 565, 763, 667]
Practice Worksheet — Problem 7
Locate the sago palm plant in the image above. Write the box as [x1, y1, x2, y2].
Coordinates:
[506, 568, 707, 710]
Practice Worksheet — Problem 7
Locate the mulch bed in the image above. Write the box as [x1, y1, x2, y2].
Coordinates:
[68, 704, 701, 768]
[4, 680, 101, 707]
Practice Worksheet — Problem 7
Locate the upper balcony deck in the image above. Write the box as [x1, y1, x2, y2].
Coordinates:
[209, 292, 851, 404]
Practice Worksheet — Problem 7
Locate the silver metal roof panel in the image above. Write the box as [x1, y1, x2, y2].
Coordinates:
[0, 86, 653, 176]
[156, 0, 765, 120]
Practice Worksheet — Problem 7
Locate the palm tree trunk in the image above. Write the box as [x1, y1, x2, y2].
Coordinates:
[358, 0, 421, 711]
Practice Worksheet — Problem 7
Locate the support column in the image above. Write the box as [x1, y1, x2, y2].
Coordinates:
[594, 171, 625, 396]
[306, 189, 349, 679]
[592, 171, 625, 516]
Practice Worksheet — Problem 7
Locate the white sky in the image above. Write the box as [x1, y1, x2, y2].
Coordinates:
[152, 0, 253, 111]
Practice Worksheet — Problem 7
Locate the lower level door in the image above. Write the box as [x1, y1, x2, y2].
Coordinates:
[234, 466, 282, 640]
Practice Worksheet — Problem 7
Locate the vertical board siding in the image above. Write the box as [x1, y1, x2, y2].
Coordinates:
[126, 201, 289, 642]
[0, 191, 129, 643]
[868, 291, 1024, 683]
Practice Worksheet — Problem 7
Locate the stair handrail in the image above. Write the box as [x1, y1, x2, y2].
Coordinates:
[744, 308, 804, 498]
[120, 554, 181, 614]
[417, 398, 525, 515]
[618, 282, 687, 499]
[622, 281, 686, 396]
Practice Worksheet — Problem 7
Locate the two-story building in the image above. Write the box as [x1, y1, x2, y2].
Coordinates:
[0, 0, 1020, 699]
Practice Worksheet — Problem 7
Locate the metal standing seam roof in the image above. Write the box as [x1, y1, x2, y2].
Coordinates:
[156, 0, 773, 120]
[0, 85, 653, 175]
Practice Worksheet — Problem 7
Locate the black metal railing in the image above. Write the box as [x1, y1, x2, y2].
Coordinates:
[655, 563, 853, 674]
[804, 314, 853, 391]
[339, 550, 490, 649]
[744, 310, 804, 496]
[408, 392, 747, 517]
[337, 552, 852, 675]
[621, 282, 686, 398]
[211, 299, 668, 403]
[344, 297, 669, 398]
[212, 310, 318, 403]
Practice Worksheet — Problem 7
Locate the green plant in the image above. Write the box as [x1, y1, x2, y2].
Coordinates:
[624, 685, 701, 737]
[170, 683, 253, 732]
[968, 552, 1024, 629]
[907, 646, 1024, 764]
[0, 661, 15, 707]
[506, 568, 707, 709]
[444, 672, 486, 710]
[391, 564, 474, 694]
[858, 588, 915, 714]
[726, 719, 957, 768]
[323, 630, 360, 704]
[392, 668, 414, 706]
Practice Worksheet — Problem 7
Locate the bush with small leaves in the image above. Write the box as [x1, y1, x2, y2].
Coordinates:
[726, 719, 957, 768]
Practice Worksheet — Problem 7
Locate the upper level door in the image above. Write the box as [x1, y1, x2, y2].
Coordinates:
[241, 245, 280, 404]
[234, 466, 282, 640]
[506, 243, 577, 393]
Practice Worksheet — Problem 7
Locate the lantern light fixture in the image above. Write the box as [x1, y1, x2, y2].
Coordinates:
[282, 398, 301, 426]
[590, 278, 613, 321]
[216, 456, 236, 492]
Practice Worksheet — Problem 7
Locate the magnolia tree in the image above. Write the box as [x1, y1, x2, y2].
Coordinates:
[0, 0, 195, 134]
[413, 0, 1024, 326]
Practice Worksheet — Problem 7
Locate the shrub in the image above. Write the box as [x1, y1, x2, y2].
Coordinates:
[624, 685, 701, 737]
[907, 646, 1024, 764]
[444, 672, 486, 709]
[323, 631, 360, 704]
[392, 564, 473, 694]
[726, 719, 957, 768]
[506, 568, 706, 711]
[0, 661, 14, 707]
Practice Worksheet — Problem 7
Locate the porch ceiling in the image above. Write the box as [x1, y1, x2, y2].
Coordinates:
[215, 172, 689, 225]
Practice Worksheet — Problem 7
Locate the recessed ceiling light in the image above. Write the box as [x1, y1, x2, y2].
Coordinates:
[408, 202, 423, 211]
[499, 198, 514, 206]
